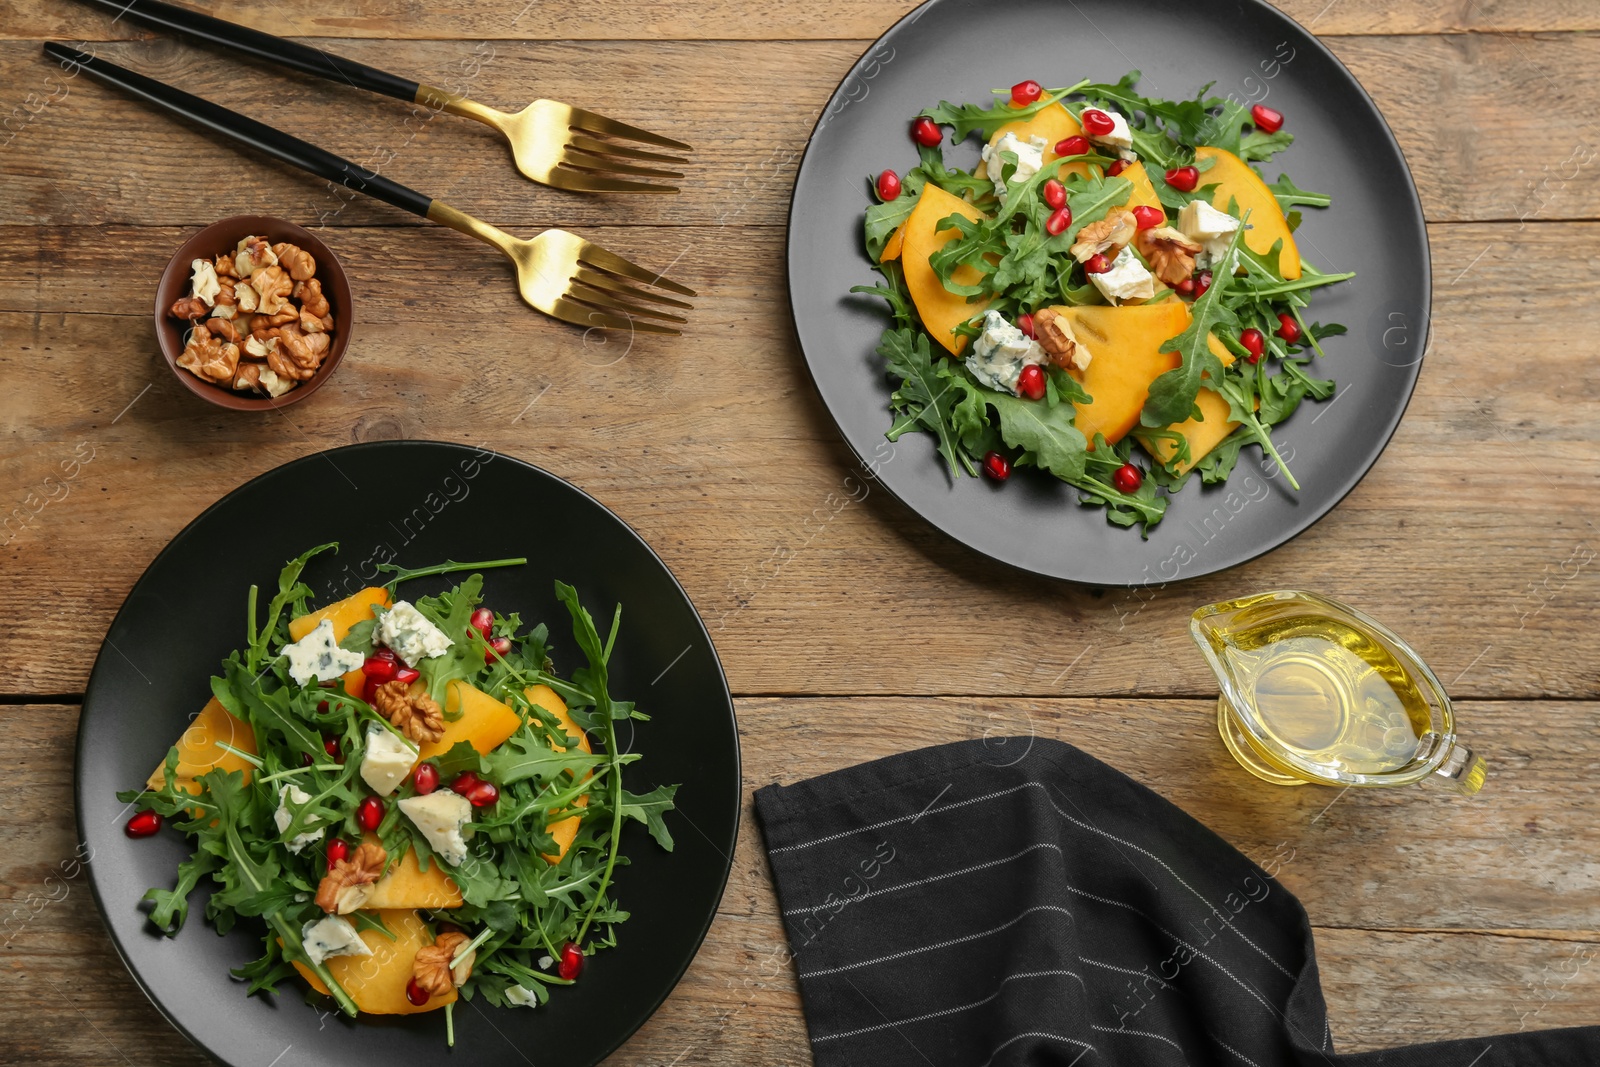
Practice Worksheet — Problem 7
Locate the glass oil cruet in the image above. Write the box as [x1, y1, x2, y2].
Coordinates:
[1190, 591, 1487, 794]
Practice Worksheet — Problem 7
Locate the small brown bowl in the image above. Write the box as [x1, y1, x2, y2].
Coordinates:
[155, 215, 353, 411]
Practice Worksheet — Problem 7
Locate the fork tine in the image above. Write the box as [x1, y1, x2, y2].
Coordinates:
[566, 134, 690, 166]
[562, 149, 684, 180]
[545, 168, 680, 195]
[574, 267, 694, 309]
[566, 106, 692, 152]
[549, 296, 681, 335]
[577, 243, 697, 298]
[568, 280, 689, 324]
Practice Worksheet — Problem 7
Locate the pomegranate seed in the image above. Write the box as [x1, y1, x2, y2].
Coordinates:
[406, 978, 431, 1006]
[1193, 270, 1213, 298]
[911, 116, 942, 147]
[469, 607, 494, 638]
[357, 796, 384, 833]
[467, 781, 499, 808]
[1081, 108, 1115, 137]
[326, 839, 349, 872]
[1240, 328, 1266, 363]
[392, 665, 420, 686]
[557, 941, 584, 981]
[875, 169, 902, 202]
[1017, 313, 1035, 338]
[1084, 253, 1112, 275]
[1011, 80, 1043, 107]
[1054, 135, 1090, 158]
[1164, 166, 1199, 192]
[301, 751, 315, 767]
[451, 771, 482, 796]
[1106, 159, 1128, 176]
[982, 451, 1011, 482]
[1251, 104, 1284, 134]
[1132, 205, 1164, 230]
[484, 636, 511, 664]
[323, 736, 341, 761]
[1045, 206, 1071, 236]
[1017, 364, 1046, 401]
[1275, 312, 1302, 344]
[412, 763, 440, 795]
[1176, 278, 1195, 296]
[1041, 178, 1066, 210]
[316, 700, 330, 714]
[1112, 463, 1144, 494]
[125, 810, 162, 838]
[361, 655, 397, 684]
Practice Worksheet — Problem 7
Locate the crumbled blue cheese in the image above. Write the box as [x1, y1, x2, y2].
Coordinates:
[966, 310, 1048, 394]
[1090, 248, 1156, 304]
[504, 985, 540, 1007]
[1085, 107, 1135, 158]
[1178, 200, 1242, 258]
[283, 618, 364, 686]
[376, 600, 454, 664]
[300, 915, 371, 967]
[359, 722, 418, 796]
[980, 132, 1049, 196]
[274, 784, 325, 854]
[398, 790, 472, 866]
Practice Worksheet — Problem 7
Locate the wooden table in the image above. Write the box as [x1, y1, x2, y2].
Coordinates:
[3, 0, 1598, 1061]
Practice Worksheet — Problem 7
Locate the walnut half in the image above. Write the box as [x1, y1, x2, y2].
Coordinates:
[412, 930, 474, 997]
[372, 680, 445, 745]
[315, 841, 387, 915]
[1134, 225, 1203, 287]
[1068, 208, 1138, 263]
[1033, 308, 1093, 372]
[175, 324, 241, 384]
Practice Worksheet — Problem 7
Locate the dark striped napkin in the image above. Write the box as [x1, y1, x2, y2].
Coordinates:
[755, 737, 1599, 1066]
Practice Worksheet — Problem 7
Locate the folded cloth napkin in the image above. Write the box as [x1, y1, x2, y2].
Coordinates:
[755, 737, 1600, 1066]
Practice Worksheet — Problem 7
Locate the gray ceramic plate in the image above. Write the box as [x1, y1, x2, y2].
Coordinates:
[77, 442, 739, 1066]
[787, 0, 1429, 586]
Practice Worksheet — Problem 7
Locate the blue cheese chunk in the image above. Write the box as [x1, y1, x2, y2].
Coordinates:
[980, 132, 1049, 197]
[274, 784, 325, 854]
[359, 722, 418, 796]
[376, 600, 454, 664]
[966, 310, 1048, 395]
[300, 915, 372, 967]
[504, 985, 540, 1007]
[283, 618, 364, 686]
[398, 791, 472, 866]
[1178, 200, 1242, 259]
[1090, 248, 1156, 304]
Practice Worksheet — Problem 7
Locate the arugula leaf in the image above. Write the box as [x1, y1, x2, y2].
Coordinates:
[1269, 172, 1331, 211]
[922, 80, 1088, 142]
[880, 328, 980, 479]
[618, 785, 679, 851]
[981, 388, 1089, 481]
[1239, 128, 1294, 162]
[414, 574, 486, 704]
[484, 732, 606, 787]
[1141, 221, 1246, 428]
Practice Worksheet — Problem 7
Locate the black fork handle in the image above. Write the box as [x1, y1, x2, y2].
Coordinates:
[69, 0, 421, 102]
[42, 43, 434, 219]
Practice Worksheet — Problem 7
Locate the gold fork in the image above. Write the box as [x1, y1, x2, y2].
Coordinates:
[47, 44, 695, 333]
[72, 0, 692, 193]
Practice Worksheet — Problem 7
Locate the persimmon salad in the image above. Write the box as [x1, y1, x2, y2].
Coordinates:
[119, 546, 677, 1042]
[855, 72, 1353, 532]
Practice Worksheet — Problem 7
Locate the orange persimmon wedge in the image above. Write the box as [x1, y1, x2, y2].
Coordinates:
[525, 683, 592, 864]
[363, 834, 463, 910]
[901, 184, 990, 355]
[146, 696, 258, 789]
[290, 909, 455, 1014]
[417, 681, 522, 761]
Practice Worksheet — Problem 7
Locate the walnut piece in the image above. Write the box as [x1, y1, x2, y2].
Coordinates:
[188, 258, 221, 307]
[242, 333, 277, 361]
[234, 280, 260, 314]
[295, 277, 329, 318]
[315, 841, 387, 915]
[1068, 208, 1138, 263]
[251, 264, 293, 316]
[234, 235, 278, 277]
[250, 308, 298, 333]
[1134, 225, 1202, 287]
[175, 324, 241, 384]
[232, 362, 263, 392]
[412, 931, 473, 997]
[372, 680, 445, 745]
[1033, 308, 1094, 372]
[214, 253, 238, 279]
[206, 316, 243, 345]
[169, 295, 210, 321]
[272, 241, 317, 282]
[270, 322, 330, 377]
[259, 367, 296, 398]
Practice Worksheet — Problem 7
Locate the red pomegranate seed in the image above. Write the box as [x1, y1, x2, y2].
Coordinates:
[469, 607, 494, 638]
[392, 665, 420, 686]
[1112, 463, 1144, 494]
[1240, 328, 1266, 363]
[467, 781, 499, 808]
[406, 978, 431, 1006]
[1176, 278, 1196, 296]
[1017, 313, 1035, 338]
[323, 736, 341, 761]
[557, 941, 585, 981]
[1193, 270, 1213, 298]
[451, 771, 482, 796]
[1084, 253, 1112, 275]
[1106, 159, 1128, 177]
[412, 763, 440, 795]
[1045, 206, 1071, 236]
[484, 636, 512, 664]
[1251, 104, 1284, 134]
[1011, 80, 1043, 106]
[1017, 364, 1046, 401]
[1132, 205, 1164, 230]
[1081, 108, 1115, 137]
[1041, 178, 1066, 210]
[125, 810, 162, 838]
[911, 116, 942, 147]
[1054, 135, 1090, 158]
[982, 451, 1011, 482]
[301, 751, 315, 767]
[1275, 312, 1302, 344]
[316, 700, 330, 714]
[875, 169, 902, 202]
[1164, 166, 1199, 192]
[326, 838, 349, 872]
[361, 655, 397, 684]
[357, 796, 384, 833]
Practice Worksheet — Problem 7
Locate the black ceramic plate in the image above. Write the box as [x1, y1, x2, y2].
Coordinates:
[788, 0, 1429, 585]
[77, 442, 739, 1066]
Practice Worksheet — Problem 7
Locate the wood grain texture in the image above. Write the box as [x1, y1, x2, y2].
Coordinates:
[4, 32, 1600, 230]
[8, 699, 1598, 1064]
